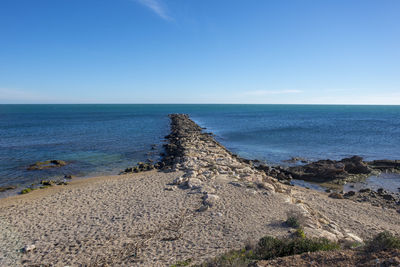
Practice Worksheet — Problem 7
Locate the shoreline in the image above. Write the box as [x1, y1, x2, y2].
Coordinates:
[0, 114, 399, 266]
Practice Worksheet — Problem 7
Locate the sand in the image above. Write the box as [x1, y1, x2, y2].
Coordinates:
[0, 170, 399, 266]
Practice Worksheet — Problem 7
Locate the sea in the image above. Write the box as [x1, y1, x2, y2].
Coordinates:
[1, 104, 399, 191]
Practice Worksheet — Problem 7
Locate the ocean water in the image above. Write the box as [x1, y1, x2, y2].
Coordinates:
[1, 104, 400, 188]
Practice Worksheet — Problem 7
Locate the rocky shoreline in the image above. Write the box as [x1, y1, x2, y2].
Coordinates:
[155, 114, 379, 244]
[157, 114, 399, 212]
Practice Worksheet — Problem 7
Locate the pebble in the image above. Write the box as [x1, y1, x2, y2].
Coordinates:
[22, 244, 36, 253]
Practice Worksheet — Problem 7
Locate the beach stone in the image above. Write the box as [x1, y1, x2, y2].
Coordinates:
[173, 176, 187, 185]
[344, 232, 363, 243]
[22, 244, 36, 253]
[203, 194, 220, 207]
[187, 178, 202, 190]
[257, 182, 275, 192]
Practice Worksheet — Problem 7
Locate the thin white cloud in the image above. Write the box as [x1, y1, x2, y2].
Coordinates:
[135, 0, 172, 21]
[243, 89, 303, 96]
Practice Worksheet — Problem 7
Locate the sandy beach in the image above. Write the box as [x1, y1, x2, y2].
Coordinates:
[1, 114, 399, 266]
[0, 169, 399, 266]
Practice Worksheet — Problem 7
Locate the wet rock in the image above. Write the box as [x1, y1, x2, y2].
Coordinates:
[287, 156, 371, 182]
[344, 191, 356, 198]
[40, 180, 55, 186]
[359, 188, 371, 193]
[0, 185, 16, 192]
[382, 194, 395, 201]
[27, 160, 67, 170]
[368, 159, 400, 171]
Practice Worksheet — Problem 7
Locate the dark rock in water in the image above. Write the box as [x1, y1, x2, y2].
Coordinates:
[382, 194, 395, 201]
[286, 156, 371, 182]
[40, 180, 55, 186]
[368, 160, 400, 171]
[0, 185, 16, 192]
[344, 191, 356, 198]
[328, 192, 344, 199]
[27, 160, 67, 170]
[359, 188, 371, 193]
[341, 156, 370, 174]
[120, 162, 156, 175]
[64, 175, 75, 179]
[377, 188, 385, 194]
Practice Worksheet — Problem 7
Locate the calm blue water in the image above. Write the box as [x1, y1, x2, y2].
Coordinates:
[1, 104, 400, 188]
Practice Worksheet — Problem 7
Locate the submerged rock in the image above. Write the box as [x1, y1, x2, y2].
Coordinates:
[0, 185, 16, 192]
[27, 160, 67, 170]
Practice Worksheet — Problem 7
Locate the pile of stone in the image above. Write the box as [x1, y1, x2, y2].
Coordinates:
[161, 114, 286, 195]
[120, 162, 165, 174]
[158, 114, 364, 244]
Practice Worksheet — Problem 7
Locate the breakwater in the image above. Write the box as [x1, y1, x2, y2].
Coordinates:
[159, 114, 367, 244]
[162, 114, 287, 193]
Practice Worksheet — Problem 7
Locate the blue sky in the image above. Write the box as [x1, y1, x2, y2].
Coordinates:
[0, 0, 399, 104]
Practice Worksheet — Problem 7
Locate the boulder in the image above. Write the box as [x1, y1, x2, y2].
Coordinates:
[341, 156, 370, 174]
[287, 156, 371, 182]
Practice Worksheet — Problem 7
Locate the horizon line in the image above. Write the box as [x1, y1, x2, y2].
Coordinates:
[1, 103, 400, 106]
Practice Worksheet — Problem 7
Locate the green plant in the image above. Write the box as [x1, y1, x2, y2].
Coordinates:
[255, 236, 339, 260]
[197, 235, 339, 266]
[365, 231, 400, 252]
[295, 228, 306, 239]
[285, 210, 306, 228]
[21, 188, 34, 194]
[286, 216, 300, 228]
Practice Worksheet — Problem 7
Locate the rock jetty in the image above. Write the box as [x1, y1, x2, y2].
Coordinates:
[160, 114, 364, 244]
[162, 114, 287, 194]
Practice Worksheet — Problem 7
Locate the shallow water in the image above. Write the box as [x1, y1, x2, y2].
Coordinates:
[1, 104, 399, 189]
[344, 173, 400, 194]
